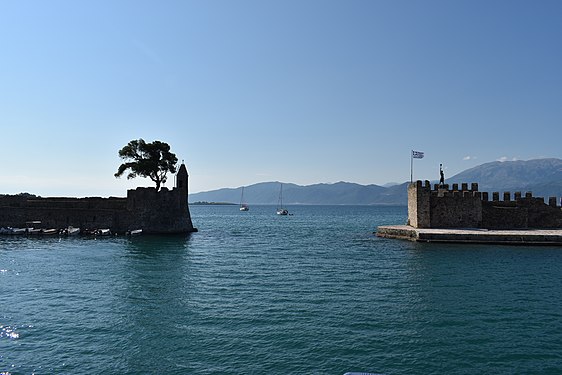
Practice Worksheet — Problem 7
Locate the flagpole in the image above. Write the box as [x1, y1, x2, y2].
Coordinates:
[411, 150, 424, 182]
[410, 150, 413, 183]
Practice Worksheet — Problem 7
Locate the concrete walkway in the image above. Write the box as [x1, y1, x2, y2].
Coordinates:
[376, 225, 562, 245]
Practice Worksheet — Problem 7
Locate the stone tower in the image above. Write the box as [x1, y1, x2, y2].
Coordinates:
[176, 162, 189, 206]
[408, 180, 431, 228]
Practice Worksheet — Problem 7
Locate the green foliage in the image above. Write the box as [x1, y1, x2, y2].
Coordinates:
[114, 139, 178, 191]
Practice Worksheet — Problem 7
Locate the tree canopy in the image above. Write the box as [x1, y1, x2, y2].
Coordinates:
[114, 139, 178, 191]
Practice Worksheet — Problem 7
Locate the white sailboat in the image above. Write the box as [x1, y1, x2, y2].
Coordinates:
[276, 183, 288, 215]
[239, 186, 249, 211]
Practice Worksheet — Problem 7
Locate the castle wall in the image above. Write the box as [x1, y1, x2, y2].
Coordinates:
[430, 189, 482, 228]
[0, 198, 129, 231]
[125, 186, 194, 233]
[408, 180, 562, 229]
[481, 204, 528, 229]
[0, 164, 196, 234]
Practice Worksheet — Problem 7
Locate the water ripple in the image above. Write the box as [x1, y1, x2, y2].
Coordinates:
[2, 206, 562, 374]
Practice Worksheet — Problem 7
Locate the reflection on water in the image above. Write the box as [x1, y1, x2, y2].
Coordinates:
[118, 234, 194, 373]
[122, 234, 193, 259]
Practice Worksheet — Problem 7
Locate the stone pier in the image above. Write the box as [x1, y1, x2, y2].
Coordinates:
[377, 225, 562, 245]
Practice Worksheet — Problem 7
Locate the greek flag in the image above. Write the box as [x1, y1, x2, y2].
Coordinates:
[412, 150, 424, 159]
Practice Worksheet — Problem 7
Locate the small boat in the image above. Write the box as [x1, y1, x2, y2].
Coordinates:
[96, 229, 111, 236]
[26, 221, 42, 235]
[239, 186, 249, 211]
[82, 229, 97, 236]
[41, 229, 58, 235]
[127, 229, 143, 236]
[10, 228, 27, 235]
[66, 226, 81, 236]
[0, 227, 26, 235]
[276, 183, 289, 215]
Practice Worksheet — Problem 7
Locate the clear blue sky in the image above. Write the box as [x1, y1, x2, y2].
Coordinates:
[1, 0, 561, 196]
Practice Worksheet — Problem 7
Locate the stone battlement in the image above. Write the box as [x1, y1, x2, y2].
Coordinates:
[408, 180, 562, 229]
[0, 164, 196, 234]
[415, 180, 559, 205]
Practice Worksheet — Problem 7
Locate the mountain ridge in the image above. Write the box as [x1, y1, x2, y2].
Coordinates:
[189, 158, 562, 205]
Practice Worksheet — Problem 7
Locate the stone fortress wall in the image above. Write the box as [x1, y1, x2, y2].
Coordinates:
[408, 180, 562, 229]
[0, 164, 196, 234]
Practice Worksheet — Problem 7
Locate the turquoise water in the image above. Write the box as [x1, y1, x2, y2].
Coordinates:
[1, 205, 562, 374]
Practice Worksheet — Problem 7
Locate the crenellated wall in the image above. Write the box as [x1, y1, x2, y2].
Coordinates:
[0, 164, 196, 234]
[408, 180, 562, 229]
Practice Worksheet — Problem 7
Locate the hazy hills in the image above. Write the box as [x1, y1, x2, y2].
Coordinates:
[449, 158, 562, 198]
[190, 181, 406, 205]
[189, 158, 562, 205]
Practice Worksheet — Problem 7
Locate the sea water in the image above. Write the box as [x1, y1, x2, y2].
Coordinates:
[1, 205, 562, 374]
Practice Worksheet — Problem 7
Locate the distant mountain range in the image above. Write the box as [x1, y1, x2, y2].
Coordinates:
[448, 158, 562, 198]
[189, 158, 562, 205]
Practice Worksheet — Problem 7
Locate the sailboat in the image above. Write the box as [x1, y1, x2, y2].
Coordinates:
[276, 183, 289, 215]
[239, 186, 249, 211]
